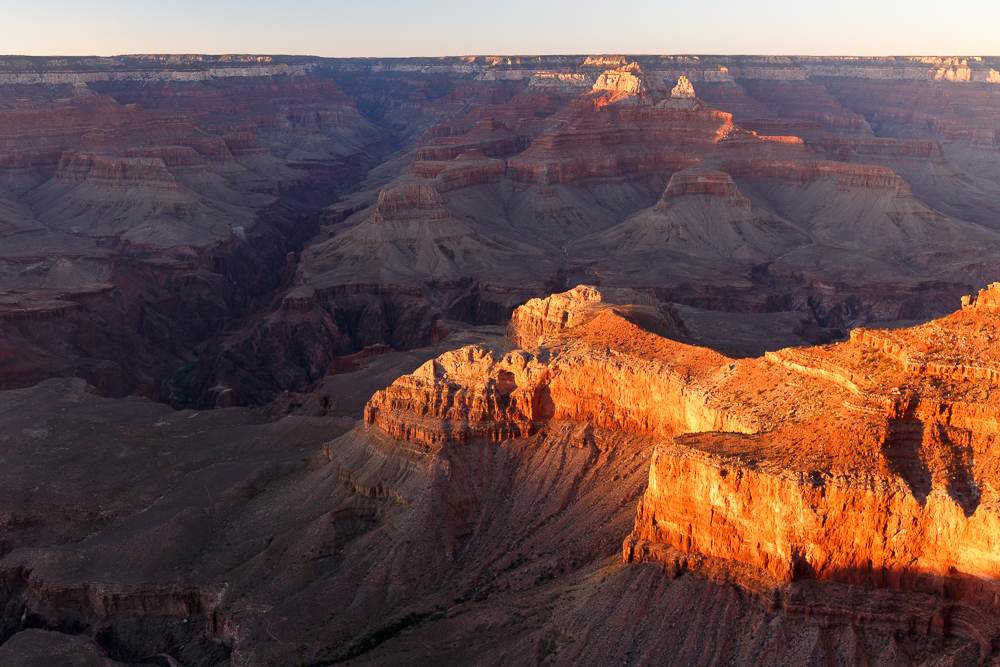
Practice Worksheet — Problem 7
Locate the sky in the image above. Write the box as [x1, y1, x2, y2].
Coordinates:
[1, 0, 998, 58]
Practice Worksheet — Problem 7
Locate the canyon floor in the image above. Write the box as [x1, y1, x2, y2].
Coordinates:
[3, 54, 1000, 665]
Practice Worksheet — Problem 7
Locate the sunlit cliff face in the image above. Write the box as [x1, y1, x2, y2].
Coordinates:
[369, 283, 1000, 620]
[587, 62, 659, 106]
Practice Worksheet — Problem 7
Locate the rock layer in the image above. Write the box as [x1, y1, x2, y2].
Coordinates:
[6, 52, 1000, 666]
[626, 282, 1000, 622]
[367, 284, 1000, 637]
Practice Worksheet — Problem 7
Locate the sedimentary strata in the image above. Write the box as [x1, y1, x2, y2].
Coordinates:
[364, 284, 1000, 663]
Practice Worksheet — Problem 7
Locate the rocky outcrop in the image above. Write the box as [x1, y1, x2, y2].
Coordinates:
[657, 165, 748, 202]
[429, 151, 506, 192]
[295, 177, 552, 289]
[506, 284, 687, 347]
[506, 102, 732, 185]
[366, 287, 800, 448]
[592, 63, 649, 96]
[363, 284, 1000, 635]
[963, 281, 1000, 312]
[671, 75, 696, 98]
[587, 63, 663, 106]
[625, 286, 1000, 621]
[62, 154, 187, 192]
[415, 119, 529, 162]
[367, 182, 453, 226]
[720, 158, 907, 189]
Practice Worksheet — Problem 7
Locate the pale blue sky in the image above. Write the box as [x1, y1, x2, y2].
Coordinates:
[1, 0, 997, 58]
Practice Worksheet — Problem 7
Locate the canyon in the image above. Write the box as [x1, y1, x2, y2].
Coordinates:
[3, 53, 1000, 665]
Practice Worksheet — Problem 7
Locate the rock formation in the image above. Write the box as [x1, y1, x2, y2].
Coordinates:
[367, 282, 1000, 622]
[0, 58, 399, 402]
[671, 75, 696, 98]
[6, 52, 1000, 666]
[356, 285, 1000, 663]
[623, 284, 1000, 630]
[1, 53, 990, 405]
[8, 287, 999, 665]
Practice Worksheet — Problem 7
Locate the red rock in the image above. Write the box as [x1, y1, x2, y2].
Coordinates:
[6, 55, 1000, 665]
[430, 150, 506, 192]
[670, 75, 696, 99]
[415, 118, 529, 162]
[365, 286, 739, 448]
[622, 283, 1000, 617]
[360, 284, 1000, 617]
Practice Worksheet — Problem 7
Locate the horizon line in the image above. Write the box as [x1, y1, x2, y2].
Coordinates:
[2, 53, 1000, 60]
